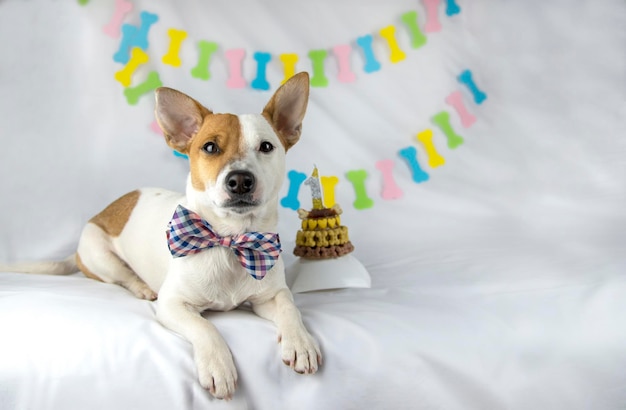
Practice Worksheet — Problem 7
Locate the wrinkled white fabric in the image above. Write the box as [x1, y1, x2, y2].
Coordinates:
[1, 0, 625, 409]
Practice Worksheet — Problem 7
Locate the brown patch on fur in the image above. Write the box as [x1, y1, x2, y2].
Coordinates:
[90, 190, 140, 237]
[76, 253, 103, 282]
[187, 114, 244, 191]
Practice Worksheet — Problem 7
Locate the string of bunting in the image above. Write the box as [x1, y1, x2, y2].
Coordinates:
[279, 67, 486, 212]
[100, 0, 488, 211]
[107, 0, 462, 96]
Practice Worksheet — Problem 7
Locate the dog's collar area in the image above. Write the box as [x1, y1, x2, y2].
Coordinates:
[166, 204, 281, 280]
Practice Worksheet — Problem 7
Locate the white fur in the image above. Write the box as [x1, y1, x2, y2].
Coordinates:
[0, 255, 77, 275]
[187, 114, 286, 234]
[103, 112, 317, 399]
[4, 74, 320, 400]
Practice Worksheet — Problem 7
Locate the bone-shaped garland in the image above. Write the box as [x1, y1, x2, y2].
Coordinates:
[109, 1, 464, 103]
[101, 3, 489, 209]
[279, 68, 488, 210]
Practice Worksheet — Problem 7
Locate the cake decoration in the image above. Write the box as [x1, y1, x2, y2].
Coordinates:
[294, 166, 355, 259]
[289, 166, 371, 293]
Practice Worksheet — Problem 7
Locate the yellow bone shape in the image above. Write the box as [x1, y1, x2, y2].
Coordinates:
[114, 47, 149, 87]
[162, 28, 188, 67]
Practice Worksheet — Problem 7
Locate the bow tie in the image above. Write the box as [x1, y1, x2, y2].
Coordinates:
[166, 205, 282, 280]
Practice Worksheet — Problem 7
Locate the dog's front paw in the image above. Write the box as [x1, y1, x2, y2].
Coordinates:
[195, 346, 238, 400]
[279, 328, 322, 375]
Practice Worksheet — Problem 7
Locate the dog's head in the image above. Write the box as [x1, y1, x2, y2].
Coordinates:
[154, 72, 309, 219]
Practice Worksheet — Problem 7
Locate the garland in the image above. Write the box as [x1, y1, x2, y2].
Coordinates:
[105, 0, 461, 95]
[94, 0, 488, 211]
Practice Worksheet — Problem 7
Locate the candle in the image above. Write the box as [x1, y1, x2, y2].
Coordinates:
[304, 165, 324, 210]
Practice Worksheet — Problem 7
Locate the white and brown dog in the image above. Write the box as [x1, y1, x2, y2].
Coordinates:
[2, 72, 321, 400]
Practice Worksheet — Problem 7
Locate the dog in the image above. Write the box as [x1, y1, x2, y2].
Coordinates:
[1, 72, 321, 400]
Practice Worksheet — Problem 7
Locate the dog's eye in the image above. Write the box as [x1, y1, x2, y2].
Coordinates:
[203, 141, 220, 155]
[259, 141, 274, 153]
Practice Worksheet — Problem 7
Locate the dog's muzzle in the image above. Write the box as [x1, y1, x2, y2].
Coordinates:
[224, 170, 259, 211]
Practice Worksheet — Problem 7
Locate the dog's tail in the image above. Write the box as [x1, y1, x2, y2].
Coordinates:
[0, 254, 78, 276]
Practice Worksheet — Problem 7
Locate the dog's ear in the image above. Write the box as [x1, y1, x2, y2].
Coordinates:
[155, 87, 212, 154]
[262, 72, 310, 151]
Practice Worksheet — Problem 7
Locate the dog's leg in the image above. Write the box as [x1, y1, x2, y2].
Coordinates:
[77, 224, 157, 300]
[156, 295, 238, 400]
[252, 288, 322, 374]
[77, 249, 157, 300]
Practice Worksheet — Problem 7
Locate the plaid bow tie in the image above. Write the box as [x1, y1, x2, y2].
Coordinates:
[166, 205, 282, 280]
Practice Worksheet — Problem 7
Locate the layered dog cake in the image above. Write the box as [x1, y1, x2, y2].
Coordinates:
[293, 203, 354, 259]
[289, 166, 369, 293]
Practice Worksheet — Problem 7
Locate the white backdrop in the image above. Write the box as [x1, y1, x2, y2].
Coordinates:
[1, 0, 625, 409]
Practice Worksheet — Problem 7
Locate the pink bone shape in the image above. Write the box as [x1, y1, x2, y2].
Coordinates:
[102, 0, 133, 38]
[375, 159, 404, 200]
[445, 91, 476, 128]
[423, 0, 442, 33]
[332, 44, 356, 83]
[225, 49, 246, 88]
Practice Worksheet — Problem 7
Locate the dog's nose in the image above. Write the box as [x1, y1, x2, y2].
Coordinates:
[225, 171, 256, 195]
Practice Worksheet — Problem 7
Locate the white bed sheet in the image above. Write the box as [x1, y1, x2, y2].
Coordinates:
[2, 267, 625, 409]
[1, 0, 625, 409]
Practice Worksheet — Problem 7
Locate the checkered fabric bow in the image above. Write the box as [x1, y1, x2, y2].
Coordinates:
[166, 205, 282, 280]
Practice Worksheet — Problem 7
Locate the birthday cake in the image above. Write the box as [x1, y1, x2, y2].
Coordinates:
[294, 204, 354, 259]
[293, 167, 354, 259]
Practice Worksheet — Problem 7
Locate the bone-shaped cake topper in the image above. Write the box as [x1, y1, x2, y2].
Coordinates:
[332, 45, 356, 83]
[308, 50, 329, 87]
[445, 91, 477, 128]
[102, 0, 133, 38]
[375, 160, 404, 200]
[279, 53, 299, 85]
[379, 25, 406, 64]
[123, 71, 162, 105]
[251, 52, 272, 90]
[224, 49, 246, 89]
[162, 29, 188, 67]
[423, 0, 442, 33]
[191, 41, 218, 80]
[114, 47, 149, 87]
